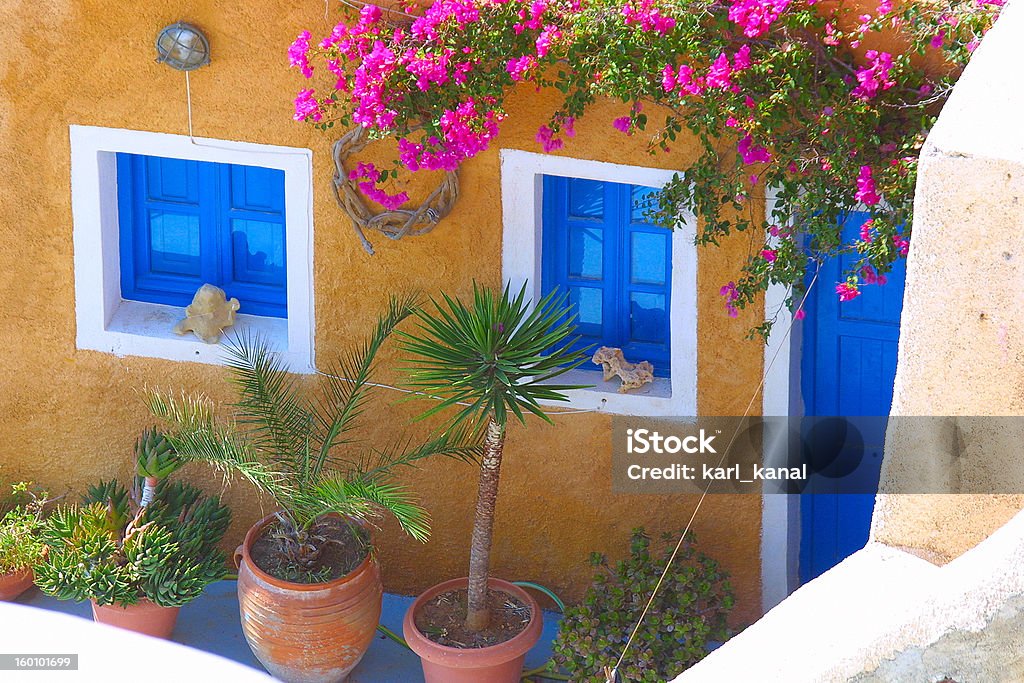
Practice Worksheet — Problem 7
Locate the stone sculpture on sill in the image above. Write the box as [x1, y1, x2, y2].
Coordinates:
[592, 346, 655, 393]
[173, 284, 240, 344]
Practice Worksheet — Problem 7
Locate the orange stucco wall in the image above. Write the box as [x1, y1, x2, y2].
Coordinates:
[0, 1, 765, 625]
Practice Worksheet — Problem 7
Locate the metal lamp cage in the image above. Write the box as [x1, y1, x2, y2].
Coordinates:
[155, 22, 210, 71]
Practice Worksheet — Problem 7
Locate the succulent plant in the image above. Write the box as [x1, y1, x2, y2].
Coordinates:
[551, 528, 734, 682]
[135, 428, 179, 481]
[0, 482, 48, 575]
[34, 479, 230, 608]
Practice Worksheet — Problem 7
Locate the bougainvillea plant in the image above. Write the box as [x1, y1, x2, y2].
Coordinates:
[289, 0, 1002, 337]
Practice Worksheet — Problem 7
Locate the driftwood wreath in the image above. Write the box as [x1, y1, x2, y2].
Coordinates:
[331, 125, 459, 255]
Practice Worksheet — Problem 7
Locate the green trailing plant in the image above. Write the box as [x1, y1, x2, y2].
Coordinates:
[146, 295, 481, 581]
[551, 529, 734, 682]
[400, 281, 587, 632]
[34, 478, 230, 607]
[0, 482, 49, 575]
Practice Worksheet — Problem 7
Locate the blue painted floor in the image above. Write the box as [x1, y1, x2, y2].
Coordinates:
[15, 581, 561, 682]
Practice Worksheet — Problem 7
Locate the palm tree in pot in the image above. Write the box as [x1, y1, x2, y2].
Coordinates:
[146, 295, 479, 683]
[399, 282, 586, 682]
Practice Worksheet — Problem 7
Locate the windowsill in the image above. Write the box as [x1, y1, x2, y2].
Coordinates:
[541, 366, 690, 417]
[83, 300, 313, 373]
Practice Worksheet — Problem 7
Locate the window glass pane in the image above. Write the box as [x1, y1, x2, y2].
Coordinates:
[630, 232, 668, 286]
[231, 219, 286, 287]
[569, 286, 603, 337]
[148, 211, 201, 276]
[630, 292, 667, 344]
[568, 225, 603, 280]
[568, 179, 604, 219]
[630, 185, 659, 223]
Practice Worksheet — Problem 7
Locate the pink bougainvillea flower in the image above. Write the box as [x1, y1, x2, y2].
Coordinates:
[836, 282, 861, 302]
[622, 0, 676, 34]
[288, 31, 314, 78]
[794, 308, 806, 321]
[562, 116, 576, 138]
[930, 30, 946, 48]
[855, 165, 881, 205]
[893, 234, 910, 256]
[612, 116, 632, 133]
[397, 99, 504, 172]
[358, 181, 410, 210]
[675, 64, 704, 95]
[661, 63, 677, 92]
[536, 125, 563, 152]
[728, 0, 791, 38]
[733, 45, 752, 71]
[706, 52, 733, 89]
[720, 281, 740, 317]
[823, 22, 839, 46]
[761, 249, 777, 262]
[347, 162, 409, 210]
[506, 55, 536, 81]
[851, 50, 895, 100]
[293, 89, 324, 122]
[859, 218, 875, 242]
[737, 134, 772, 164]
[536, 25, 561, 58]
[860, 265, 887, 285]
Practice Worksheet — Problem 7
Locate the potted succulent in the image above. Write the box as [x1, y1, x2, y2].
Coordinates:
[34, 475, 230, 638]
[399, 282, 586, 683]
[0, 481, 48, 601]
[146, 296, 479, 683]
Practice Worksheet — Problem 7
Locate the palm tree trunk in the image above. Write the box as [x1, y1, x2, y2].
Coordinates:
[465, 417, 506, 632]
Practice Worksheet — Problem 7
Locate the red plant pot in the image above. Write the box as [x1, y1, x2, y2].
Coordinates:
[234, 513, 383, 683]
[403, 577, 544, 683]
[0, 568, 34, 602]
[91, 599, 180, 639]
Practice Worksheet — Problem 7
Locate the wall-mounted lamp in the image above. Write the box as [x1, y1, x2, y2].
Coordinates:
[155, 22, 210, 71]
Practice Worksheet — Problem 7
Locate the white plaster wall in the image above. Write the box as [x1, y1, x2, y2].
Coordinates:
[870, 0, 1024, 561]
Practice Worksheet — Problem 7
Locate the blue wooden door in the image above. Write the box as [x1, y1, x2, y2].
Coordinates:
[799, 212, 906, 583]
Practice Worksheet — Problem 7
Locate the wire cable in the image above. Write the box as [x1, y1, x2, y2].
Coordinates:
[605, 267, 821, 683]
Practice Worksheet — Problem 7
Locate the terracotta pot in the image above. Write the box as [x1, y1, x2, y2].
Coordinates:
[0, 567, 34, 601]
[234, 513, 383, 683]
[91, 599, 180, 638]
[403, 577, 544, 683]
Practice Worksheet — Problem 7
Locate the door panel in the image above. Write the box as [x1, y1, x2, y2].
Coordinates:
[799, 212, 905, 583]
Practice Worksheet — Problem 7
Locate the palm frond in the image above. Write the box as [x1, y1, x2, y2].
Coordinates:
[297, 475, 430, 543]
[312, 294, 420, 475]
[400, 281, 590, 429]
[222, 331, 313, 481]
[145, 389, 285, 500]
[355, 424, 482, 478]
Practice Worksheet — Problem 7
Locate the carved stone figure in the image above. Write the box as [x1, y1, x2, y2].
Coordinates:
[173, 284, 240, 344]
[592, 346, 655, 393]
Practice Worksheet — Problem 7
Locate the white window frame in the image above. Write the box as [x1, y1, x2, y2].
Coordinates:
[500, 149, 697, 417]
[70, 125, 315, 372]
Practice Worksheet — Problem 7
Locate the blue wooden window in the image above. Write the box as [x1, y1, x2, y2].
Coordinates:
[117, 153, 287, 318]
[541, 176, 672, 376]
